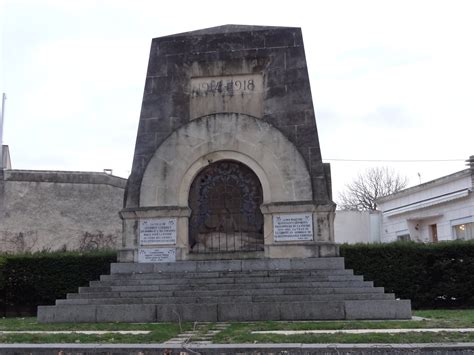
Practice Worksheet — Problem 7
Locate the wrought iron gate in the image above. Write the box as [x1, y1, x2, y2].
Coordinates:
[188, 160, 264, 253]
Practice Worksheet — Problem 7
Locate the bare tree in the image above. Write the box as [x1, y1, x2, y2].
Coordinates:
[338, 167, 408, 211]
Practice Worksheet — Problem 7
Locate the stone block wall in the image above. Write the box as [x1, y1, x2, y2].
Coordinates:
[126, 25, 332, 208]
[0, 169, 126, 252]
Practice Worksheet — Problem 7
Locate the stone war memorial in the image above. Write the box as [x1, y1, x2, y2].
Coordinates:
[38, 25, 411, 322]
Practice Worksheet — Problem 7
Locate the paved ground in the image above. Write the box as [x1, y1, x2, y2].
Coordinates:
[1, 342, 474, 354]
[253, 328, 474, 335]
[164, 322, 230, 345]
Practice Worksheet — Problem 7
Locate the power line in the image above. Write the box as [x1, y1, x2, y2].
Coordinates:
[323, 158, 465, 162]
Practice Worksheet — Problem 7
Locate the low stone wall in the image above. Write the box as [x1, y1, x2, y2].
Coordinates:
[0, 169, 126, 252]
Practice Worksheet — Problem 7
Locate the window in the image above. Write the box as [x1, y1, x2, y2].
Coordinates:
[453, 223, 473, 240]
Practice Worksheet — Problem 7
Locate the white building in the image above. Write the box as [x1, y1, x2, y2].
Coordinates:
[334, 210, 381, 244]
[377, 157, 473, 243]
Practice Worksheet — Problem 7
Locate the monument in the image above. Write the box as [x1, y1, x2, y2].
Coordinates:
[38, 25, 411, 322]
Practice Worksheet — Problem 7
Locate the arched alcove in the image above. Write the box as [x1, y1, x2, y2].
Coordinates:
[188, 160, 264, 254]
[140, 113, 312, 207]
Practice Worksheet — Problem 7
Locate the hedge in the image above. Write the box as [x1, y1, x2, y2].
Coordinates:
[1, 242, 473, 316]
[340, 241, 474, 309]
[0, 251, 116, 316]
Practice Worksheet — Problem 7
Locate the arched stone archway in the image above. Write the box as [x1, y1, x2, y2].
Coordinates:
[120, 112, 336, 261]
[140, 113, 312, 207]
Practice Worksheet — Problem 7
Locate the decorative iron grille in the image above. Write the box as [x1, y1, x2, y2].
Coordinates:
[188, 160, 264, 253]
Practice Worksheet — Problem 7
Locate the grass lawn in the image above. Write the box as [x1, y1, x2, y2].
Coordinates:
[0, 319, 192, 344]
[213, 309, 474, 344]
[0, 309, 473, 344]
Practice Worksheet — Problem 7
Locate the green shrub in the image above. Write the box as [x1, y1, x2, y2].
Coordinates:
[1, 243, 473, 315]
[340, 241, 474, 309]
[0, 251, 116, 316]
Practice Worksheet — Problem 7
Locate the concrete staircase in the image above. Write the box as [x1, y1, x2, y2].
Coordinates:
[37, 258, 411, 323]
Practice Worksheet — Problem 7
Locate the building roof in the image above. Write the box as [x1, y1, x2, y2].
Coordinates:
[382, 188, 470, 217]
[377, 168, 472, 203]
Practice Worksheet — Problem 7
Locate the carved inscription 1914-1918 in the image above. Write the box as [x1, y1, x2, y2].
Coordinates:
[190, 74, 263, 119]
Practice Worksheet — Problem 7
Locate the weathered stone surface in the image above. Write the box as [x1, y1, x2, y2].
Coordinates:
[39, 257, 412, 323]
[195, 260, 243, 272]
[126, 25, 332, 209]
[112, 258, 347, 273]
[37, 305, 97, 323]
[157, 303, 218, 322]
[241, 258, 291, 271]
[118, 25, 340, 262]
[218, 302, 280, 322]
[0, 170, 126, 252]
[111, 262, 154, 274]
[280, 301, 345, 320]
[139, 113, 313, 207]
[345, 299, 412, 320]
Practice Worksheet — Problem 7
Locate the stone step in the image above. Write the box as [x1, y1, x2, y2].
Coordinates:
[38, 299, 412, 323]
[93, 274, 364, 287]
[67, 286, 386, 300]
[80, 280, 373, 293]
[252, 292, 395, 302]
[38, 257, 411, 323]
[269, 269, 355, 276]
[99, 268, 356, 281]
[59, 295, 254, 305]
[57, 292, 395, 306]
[109, 258, 346, 274]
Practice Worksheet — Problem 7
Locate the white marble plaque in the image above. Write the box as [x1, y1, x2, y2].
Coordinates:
[273, 213, 314, 241]
[139, 218, 177, 245]
[138, 248, 176, 263]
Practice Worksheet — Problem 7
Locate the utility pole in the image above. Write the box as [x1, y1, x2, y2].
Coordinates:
[0, 93, 6, 168]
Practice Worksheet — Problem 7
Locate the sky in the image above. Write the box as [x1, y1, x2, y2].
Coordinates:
[1, 0, 473, 202]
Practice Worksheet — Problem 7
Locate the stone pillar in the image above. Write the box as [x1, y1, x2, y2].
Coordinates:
[261, 202, 338, 258]
[119, 207, 190, 262]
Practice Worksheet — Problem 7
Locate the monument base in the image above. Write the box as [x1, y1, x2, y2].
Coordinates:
[265, 242, 339, 258]
[38, 257, 411, 323]
[118, 202, 338, 263]
[118, 243, 340, 263]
